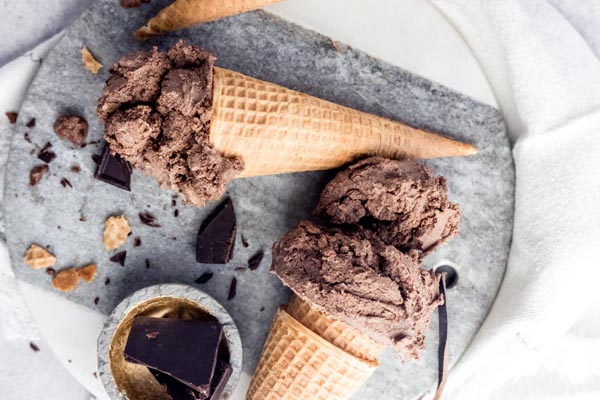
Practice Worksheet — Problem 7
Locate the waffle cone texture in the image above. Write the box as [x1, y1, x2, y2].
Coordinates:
[210, 67, 477, 178]
[246, 307, 378, 400]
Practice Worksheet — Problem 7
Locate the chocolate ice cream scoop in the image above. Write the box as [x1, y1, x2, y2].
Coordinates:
[271, 220, 443, 361]
[316, 157, 460, 256]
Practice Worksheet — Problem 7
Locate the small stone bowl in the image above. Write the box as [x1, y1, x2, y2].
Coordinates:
[97, 284, 243, 400]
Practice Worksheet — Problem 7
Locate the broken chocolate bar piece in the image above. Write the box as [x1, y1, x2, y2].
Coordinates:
[94, 146, 132, 191]
[37, 142, 56, 163]
[196, 198, 236, 264]
[124, 316, 222, 395]
[209, 359, 233, 400]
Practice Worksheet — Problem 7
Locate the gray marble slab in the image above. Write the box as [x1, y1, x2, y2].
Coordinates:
[4, 2, 514, 399]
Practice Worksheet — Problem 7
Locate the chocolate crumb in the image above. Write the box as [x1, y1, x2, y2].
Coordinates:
[139, 212, 161, 227]
[93, 372, 98, 379]
[248, 250, 264, 271]
[24, 133, 32, 143]
[79, 214, 87, 222]
[29, 342, 40, 352]
[53, 114, 88, 146]
[60, 178, 73, 188]
[134, 237, 141, 247]
[241, 235, 249, 248]
[26, 118, 36, 128]
[71, 165, 81, 173]
[38, 142, 57, 164]
[109, 251, 127, 266]
[45, 267, 56, 276]
[5, 111, 17, 124]
[146, 331, 160, 339]
[227, 277, 237, 300]
[120, 0, 150, 8]
[194, 272, 213, 284]
[105, 277, 110, 285]
[260, 307, 265, 312]
[145, 258, 150, 269]
[29, 164, 49, 186]
[92, 154, 100, 164]
[94, 297, 100, 305]
[174, 209, 179, 217]
[171, 199, 177, 207]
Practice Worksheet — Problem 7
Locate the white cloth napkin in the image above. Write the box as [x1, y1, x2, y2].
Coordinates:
[430, 1, 600, 398]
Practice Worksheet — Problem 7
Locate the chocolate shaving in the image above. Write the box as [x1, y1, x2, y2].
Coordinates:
[105, 277, 111, 285]
[196, 198, 236, 264]
[45, 267, 56, 276]
[24, 133, 32, 143]
[26, 118, 36, 128]
[94, 297, 100, 305]
[194, 272, 213, 284]
[60, 178, 73, 188]
[174, 209, 179, 218]
[37, 142, 57, 164]
[227, 277, 237, 300]
[134, 237, 142, 247]
[5, 111, 17, 124]
[29, 342, 40, 352]
[259, 307, 265, 312]
[145, 258, 150, 269]
[241, 235, 249, 248]
[71, 165, 81, 173]
[110, 251, 127, 266]
[29, 165, 49, 186]
[248, 250, 264, 271]
[139, 212, 161, 227]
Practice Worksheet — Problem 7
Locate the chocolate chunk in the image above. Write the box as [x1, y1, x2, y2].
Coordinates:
[120, 0, 150, 8]
[60, 178, 73, 188]
[71, 165, 81, 173]
[92, 154, 101, 164]
[174, 209, 179, 218]
[5, 111, 17, 124]
[196, 198, 236, 264]
[195, 272, 213, 284]
[139, 212, 161, 227]
[227, 277, 237, 300]
[26, 118, 36, 128]
[171, 199, 177, 207]
[151, 370, 204, 400]
[29, 164, 49, 186]
[210, 360, 233, 400]
[94, 146, 132, 191]
[134, 237, 142, 247]
[124, 316, 223, 395]
[248, 250, 264, 271]
[53, 115, 88, 146]
[29, 342, 40, 352]
[259, 307, 265, 312]
[241, 235, 249, 248]
[94, 297, 100, 305]
[110, 251, 127, 266]
[38, 142, 56, 163]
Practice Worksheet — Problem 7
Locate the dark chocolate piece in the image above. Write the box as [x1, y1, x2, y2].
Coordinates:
[210, 359, 233, 400]
[227, 277, 237, 300]
[139, 212, 161, 227]
[134, 237, 142, 247]
[195, 272, 213, 284]
[5, 111, 17, 124]
[53, 114, 88, 146]
[152, 370, 205, 400]
[26, 118, 36, 128]
[94, 146, 132, 191]
[110, 251, 127, 266]
[29, 164, 49, 186]
[196, 198, 236, 264]
[124, 316, 222, 395]
[29, 342, 40, 352]
[60, 178, 73, 188]
[145, 258, 150, 269]
[174, 209, 179, 218]
[248, 251, 264, 271]
[105, 277, 111, 285]
[94, 297, 100, 305]
[38, 142, 56, 163]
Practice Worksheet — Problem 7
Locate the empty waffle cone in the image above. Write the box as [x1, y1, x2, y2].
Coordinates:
[287, 294, 385, 362]
[247, 308, 377, 400]
[135, 0, 284, 40]
[210, 67, 477, 178]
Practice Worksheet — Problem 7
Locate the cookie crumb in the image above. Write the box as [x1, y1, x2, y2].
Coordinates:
[103, 215, 131, 250]
[81, 47, 103, 74]
[79, 264, 97, 282]
[23, 244, 56, 269]
[52, 268, 80, 292]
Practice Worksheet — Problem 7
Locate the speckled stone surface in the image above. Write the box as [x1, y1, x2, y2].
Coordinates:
[4, 2, 514, 399]
[97, 284, 242, 400]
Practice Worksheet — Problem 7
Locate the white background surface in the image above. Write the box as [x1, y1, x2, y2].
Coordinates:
[0, 0, 495, 399]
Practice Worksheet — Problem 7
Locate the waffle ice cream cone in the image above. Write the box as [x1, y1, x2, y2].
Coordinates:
[247, 308, 377, 400]
[210, 67, 477, 178]
[135, 0, 285, 40]
[287, 294, 385, 362]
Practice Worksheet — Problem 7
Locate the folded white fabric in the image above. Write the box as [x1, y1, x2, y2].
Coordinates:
[431, 0, 600, 398]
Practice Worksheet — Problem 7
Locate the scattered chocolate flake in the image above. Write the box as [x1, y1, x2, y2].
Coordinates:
[93, 372, 98, 379]
[241, 235, 249, 248]
[227, 277, 237, 300]
[171, 199, 177, 207]
[120, 0, 151, 8]
[94, 297, 100, 305]
[81, 47, 103, 74]
[79, 214, 87, 222]
[139, 212, 161, 227]
[45, 267, 56, 276]
[248, 250, 264, 271]
[194, 272, 213, 284]
[29, 342, 40, 352]
[70, 165, 81, 173]
[196, 198, 236, 264]
[37, 142, 57, 163]
[134, 237, 142, 247]
[29, 164, 49, 186]
[174, 209, 179, 217]
[53, 114, 88, 146]
[234, 267, 246, 272]
[146, 331, 160, 339]
[145, 258, 150, 269]
[24, 132, 32, 143]
[109, 251, 127, 266]
[57, 225, 62, 230]
[88, 140, 101, 145]
[60, 178, 73, 188]
[94, 147, 132, 191]
[26, 118, 36, 128]
[105, 277, 111, 285]
[5, 111, 17, 124]
[92, 154, 100, 164]
[260, 307, 265, 312]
